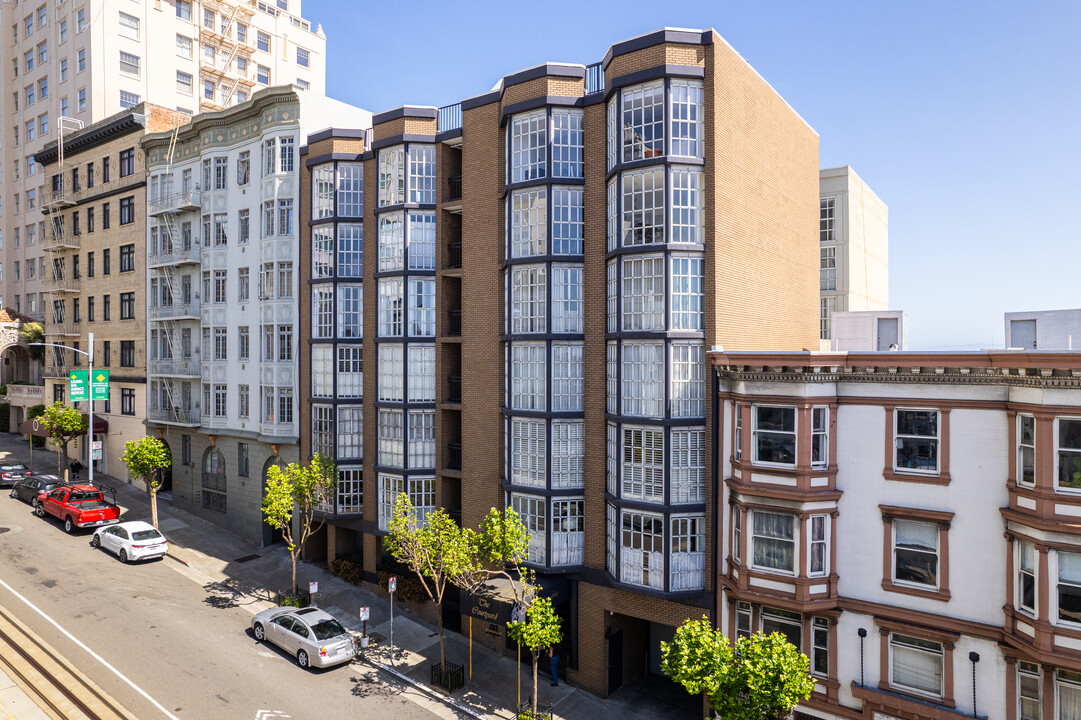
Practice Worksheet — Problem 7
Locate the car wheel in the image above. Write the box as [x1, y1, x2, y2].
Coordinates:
[63, 517, 74, 534]
[9, 488, 16, 498]
[119, 549, 128, 564]
[90, 535, 100, 548]
[33, 501, 43, 517]
[253, 623, 265, 641]
[297, 650, 310, 669]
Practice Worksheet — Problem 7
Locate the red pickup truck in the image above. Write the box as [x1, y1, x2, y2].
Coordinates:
[36, 484, 121, 534]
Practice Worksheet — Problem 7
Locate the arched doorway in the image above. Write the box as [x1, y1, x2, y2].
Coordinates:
[0, 344, 31, 386]
[261, 455, 285, 547]
[200, 446, 227, 514]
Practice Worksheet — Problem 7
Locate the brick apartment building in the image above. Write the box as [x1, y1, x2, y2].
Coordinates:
[35, 103, 189, 477]
[712, 347, 1081, 720]
[297, 28, 821, 697]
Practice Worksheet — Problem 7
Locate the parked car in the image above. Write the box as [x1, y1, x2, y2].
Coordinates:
[0, 461, 32, 488]
[9, 475, 65, 505]
[35, 483, 121, 533]
[91, 520, 168, 563]
[251, 606, 356, 669]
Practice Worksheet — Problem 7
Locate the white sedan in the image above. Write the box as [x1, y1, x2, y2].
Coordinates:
[91, 520, 169, 563]
[251, 606, 357, 669]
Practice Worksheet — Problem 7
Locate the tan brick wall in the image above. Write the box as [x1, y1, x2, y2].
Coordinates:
[606, 42, 705, 81]
[372, 115, 437, 142]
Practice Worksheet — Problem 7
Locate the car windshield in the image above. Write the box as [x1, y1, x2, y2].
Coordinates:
[310, 619, 347, 641]
[131, 530, 163, 541]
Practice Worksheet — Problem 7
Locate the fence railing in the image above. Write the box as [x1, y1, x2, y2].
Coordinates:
[447, 375, 462, 403]
[147, 407, 202, 425]
[447, 242, 462, 269]
[438, 103, 462, 133]
[447, 175, 462, 202]
[447, 441, 462, 471]
[431, 660, 464, 693]
[148, 301, 201, 320]
[447, 310, 462, 337]
[585, 62, 605, 95]
[148, 244, 201, 266]
[148, 189, 202, 215]
[149, 358, 200, 377]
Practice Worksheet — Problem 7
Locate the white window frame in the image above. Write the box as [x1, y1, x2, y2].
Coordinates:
[551, 421, 584, 489]
[511, 342, 546, 411]
[621, 167, 664, 246]
[407, 211, 436, 270]
[336, 284, 362, 339]
[551, 498, 584, 566]
[407, 144, 436, 204]
[669, 79, 704, 158]
[621, 425, 663, 503]
[512, 493, 547, 565]
[671, 343, 705, 419]
[336, 405, 363, 460]
[407, 278, 435, 338]
[551, 342, 583, 412]
[1018, 539, 1037, 617]
[670, 254, 703, 331]
[894, 408, 940, 475]
[670, 514, 705, 591]
[378, 277, 404, 337]
[620, 81, 664, 162]
[1057, 417, 1081, 492]
[407, 410, 435, 469]
[337, 345, 363, 398]
[621, 341, 664, 419]
[377, 409, 404, 468]
[377, 344, 404, 402]
[620, 509, 664, 590]
[509, 110, 546, 183]
[378, 212, 404, 271]
[509, 265, 546, 334]
[670, 167, 704, 244]
[407, 344, 435, 403]
[888, 633, 943, 699]
[550, 109, 583, 179]
[892, 519, 940, 590]
[820, 246, 837, 291]
[820, 197, 836, 243]
[378, 146, 405, 207]
[311, 344, 332, 398]
[552, 265, 583, 334]
[1017, 662, 1041, 720]
[670, 428, 705, 504]
[752, 405, 797, 468]
[808, 513, 829, 577]
[1018, 413, 1036, 488]
[552, 187, 583, 255]
[621, 255, 665, 331]
[509, 188, 546, 258]
[509, 418, 546, 488]
[750, 510, 797, 576]
[812, 406, 829, 469]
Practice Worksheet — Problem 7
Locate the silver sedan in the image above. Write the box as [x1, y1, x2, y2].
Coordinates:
[251, 606, 356, 669]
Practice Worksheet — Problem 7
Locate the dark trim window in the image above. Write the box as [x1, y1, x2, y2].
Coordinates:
[103, 248, 111, 274]
[238, 442, 249, 477]
[182, 434, 192, 466]
[87, 296, 94, 322]
[87, 251, 94, 277]
[120, 340, 134, 367]
[102, 340, 110, 366]
[119, 243, 135, 272]
[103, 157, 110, 182]
[895, 409, 939, 474]
[102, 296, 111, 322]
[102, 203, 110, 229]
[121, 388, 135, 415]
[119, 148, 134, 177]
[119, 196, 135, 225]
[119, 292, 134, 320]
[752, 405, 796, 466]
[86, 206, 94, 233]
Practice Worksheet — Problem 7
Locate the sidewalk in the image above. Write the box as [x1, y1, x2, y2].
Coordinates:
[1, 433, 693, 720]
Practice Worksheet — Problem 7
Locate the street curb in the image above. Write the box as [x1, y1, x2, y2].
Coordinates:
[360, 655, 486, 720]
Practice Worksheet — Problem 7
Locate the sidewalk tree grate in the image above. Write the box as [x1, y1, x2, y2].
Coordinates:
[431, 660, 464, 693]
[233, 554, 261, 563]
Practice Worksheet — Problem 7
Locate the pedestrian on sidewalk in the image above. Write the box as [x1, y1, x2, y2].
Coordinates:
[549, 643, 560, 686]
[70, 459, 83, 482]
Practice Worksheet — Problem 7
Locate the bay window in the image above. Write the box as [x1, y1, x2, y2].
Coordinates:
[669, 79, 704, 158]
[377, 409, 403, 467]
[620, 81, 664, 162]
[378, 212, 404, 271]
[552, 187, 583, 254]
[337, 224, 363, 277]
[551, 421, 584, 489]
[670, 343, 705, 419]
[811, 617, 830, 678]
[760, 607, 802, 651]
[509, 265, 546, 334]
[407, 145, 436, 204]
[407, 212, 436, 270]
[407, 410, 435, 469]
[670, 515, 705, 591]
[407, 345, 435, 403]
[621, 342, 664, 418]
[1058, 418, 1081, 490]
[750, 510, 795, 574]
[621, 426, 663, 502]
[621, 255, 664, 330]
[621, 509, 664, 590]
[812, 406, 829, 469]
[1018, 539, 1036, 615]
[670, 428, 705, 504]
[336, 284, 362, 339]
[336, 346, 363, 398]
[621, 168, 664, 246]
[311, 344, 332, 397]
[670, 255, 703, 330]
[512, 493, 546, 564]
[406, 279, 435, 337]
[752, 406, 796, 466]
[336, 406, 362, 460]
[1059, 551, 1081, 625]
[378, 146, 405, 207]
[552, 266, 583, 333]
[809, 514, 828, 576]
[551, 499, 584, 566]
[312, 165, 334, 219]
[670, 168, 703, 243]
[337, 468, 363, 514]
[1018, 413, 1035, 487]
[510, 418, 545, 487]
[1018, 662, 1041, 720]
[510, 188, 546, 258]
[551, 342, 583, 412]
[510, 110, 546, 183]
[377, 278, 403, 337]
[510, 342, 546, 411]
[377, 344, 403, 401]
[378, 474, 434, 531]
[551, 109, 583, 179]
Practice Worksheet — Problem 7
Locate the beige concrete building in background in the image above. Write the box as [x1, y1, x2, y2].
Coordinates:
[34, 103, 188, 478]
[0, 0, 327, 336]
[819, 166, 889, 345]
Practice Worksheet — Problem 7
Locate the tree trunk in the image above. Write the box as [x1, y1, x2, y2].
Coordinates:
[58, 441, 69, 477]
[291, 552, 298, 596]
[438, 608, 446, 673]
[532, 652, 539, 715]
[150, 488, 158, 529]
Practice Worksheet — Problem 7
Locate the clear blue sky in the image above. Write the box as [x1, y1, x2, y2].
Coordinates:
[311, 0, 1080, 350]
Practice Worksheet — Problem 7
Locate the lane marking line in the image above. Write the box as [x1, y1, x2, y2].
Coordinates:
[0, 577, 181, 720]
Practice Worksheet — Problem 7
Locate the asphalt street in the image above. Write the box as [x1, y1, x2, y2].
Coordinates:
[0, 461, 443, 720]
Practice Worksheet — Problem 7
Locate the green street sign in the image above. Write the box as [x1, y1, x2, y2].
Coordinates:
[68, 370, 89, 402]
[91, 369, 110, 400]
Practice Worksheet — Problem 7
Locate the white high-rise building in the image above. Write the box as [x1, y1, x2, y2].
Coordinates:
[0, 0, 327, 319]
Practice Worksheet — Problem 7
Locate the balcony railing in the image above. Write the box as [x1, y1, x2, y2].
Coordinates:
[148, 302, 201, 320]
[585, 62, 605, 95]
[148, 244, 201, 267]
[148, 189, 202, 216]
[149, 358, 200, 377]
[447, 442, 462, 471]
[446, 175, 462, 202]
[44, 276, 80, 293]
[6, 384, 44, 401]
[43, 365, 70, 379]
[447, 375, 462, 403]
[447, 310, 462, 337]
[44, 231, 79, 251]
[148, 407, 202, 426]
[438, 103, 462, 133]
[446, 242, 462, 269]
[45, 322, 80, 337]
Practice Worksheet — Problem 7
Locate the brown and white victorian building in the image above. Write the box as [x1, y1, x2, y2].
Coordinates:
[712, 348, 1081, 720]
[297, 27, 822, 699]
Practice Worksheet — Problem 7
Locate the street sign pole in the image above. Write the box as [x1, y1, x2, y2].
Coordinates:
[388, 576, 397, 665]
[87, 332, 94, 488]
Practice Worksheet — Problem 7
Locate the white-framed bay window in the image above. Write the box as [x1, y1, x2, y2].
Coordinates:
[312, 164, 334, 219]
[509, 110, 546, 183]
[1018, 413, 1036, 487]
[552, 498, 584, 566]
[512, 493, 546, 564]
[407, 144, 436, 204]
[1018, 539, 1036, 616]
[622, 167, 664, 246]
[407, 344, 435, 403]
[336, 163, 364, 217]
[311, 404, 332, 458]
[606, 342, 618, 415]
[752, 405, 796, 467]
[552, 265, 583, 333]
[809, 513, 829, 576]
[1058, 550, 1081, 626]
[812, 406, 829, 469]
[622, 341, 664, 418]
[670, 167, 704, 243]
[750, 510, 796, 575]
[511, 342, 546, 411]
[670, 428, 705, 504]
[336, 284, 363, 339]
[378, 278, 403, 337]
[671, 343, 705, 418]
[552, 187, 583, 254]
[606, 260, 618, 332]
[670, 255, 703, 330]
[670, 515, 705, 591]
[1058, 417, 1081, 491]
[889, 633, 943, 699]
[378, 474, 434, 531]
[336, 467, 363, 514]
[621, 509, 664, 590]
[337, 224, 363, 277]
[509, 418, 545, 487]
[509, 265, 546, 334]
[606, 180, 618, 251]
[551, 109, 583, 179]
[606, 423, 618, 495]
[606, 503, 617, 575]
[407, 211, 436, 270]
[551, 342, 583, 412]
[606, 98, 618, 172]
[377, 409, 403, 468]
[622, 254, 664, 330]
[551, 420, 584, 489]
[336, 345, 363, 398]
[407, 409, 435, 469]
[377, 146, 405, 207]
[407, 278, 435, 337]
[620, 81, 664, 162]
[336, 406, 363, 460]
[312, 227, 333, 278]
[669, 79, 704, 158]
[378, 344, 404, 402]
[378, 212, 404, 271]
[621, 425, 663, 502]
[1055, 670, 1081, 720]
[312, 344, 333, 397]
[510, 188, 547, 258]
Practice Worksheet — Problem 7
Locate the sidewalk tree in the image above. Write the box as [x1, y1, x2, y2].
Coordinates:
[385, 493, 476, 675]
[457, 506, 533, 603]
[507, 595, 563, 717]
[261, 453, 337, 596]
[121, 436, 172, 529]
[37, 401, 87, 477]
[661, 618, 814, 720]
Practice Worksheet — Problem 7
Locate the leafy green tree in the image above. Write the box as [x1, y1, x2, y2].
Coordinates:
[20, 322, 45, 363]
[385, 493, 477, 674]
[660, 616, 733, 712]
[662, 618, 814, 720]
[456, 506, 533, 602]
[121, 436, 172, 529]
[37, 401, 87, 476]
[507, 596, 563, 717]
[261, 453, 337, 596]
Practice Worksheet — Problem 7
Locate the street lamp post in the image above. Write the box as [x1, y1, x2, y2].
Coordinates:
[30, 331, 95, 487]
